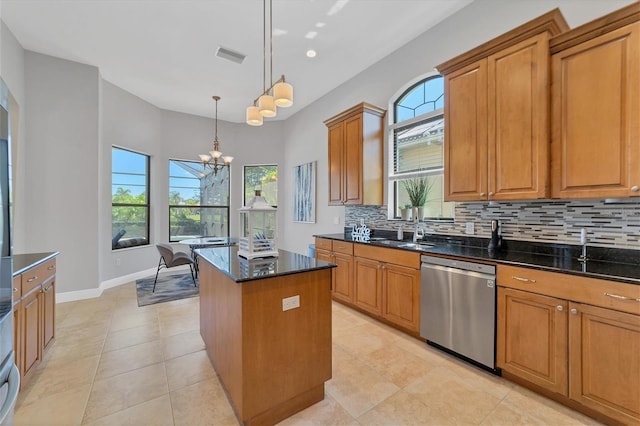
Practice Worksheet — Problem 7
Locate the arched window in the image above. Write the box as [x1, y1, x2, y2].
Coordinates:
[389, 75, 454, 220]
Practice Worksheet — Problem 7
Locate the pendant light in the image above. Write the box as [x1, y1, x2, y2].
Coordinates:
[245, 0, 293, 125]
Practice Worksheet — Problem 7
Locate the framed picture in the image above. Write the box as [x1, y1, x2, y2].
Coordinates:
[292, 161, 316, 223]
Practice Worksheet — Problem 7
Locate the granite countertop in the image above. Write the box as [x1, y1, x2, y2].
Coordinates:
[315, 232, 640, 285]
[13, 252, 60, 276]
[196, 245, 335, 283]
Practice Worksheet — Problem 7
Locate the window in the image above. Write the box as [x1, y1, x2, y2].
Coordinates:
[390, 75, 454, 220]
[168, 160, 230, 242]
[243, 165, 278, 207]
[112, 147, 150, 249]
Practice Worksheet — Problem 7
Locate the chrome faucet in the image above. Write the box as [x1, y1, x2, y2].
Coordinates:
[413, 217, 424, 243]
[578, 228, 589, 262]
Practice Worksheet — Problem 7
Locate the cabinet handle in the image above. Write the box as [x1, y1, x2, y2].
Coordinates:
[631, 185, 639, 192]
[27, 276, 38, 283]
[604, 292, 640, 302]
[556, 305, 564, 311]
[48, 265, 56, 270]
[43, 285, 53, 293]
[570, 308, 578, 315]
[13, 287, 18, 293]
[511, 276, 536, 283]
[489, 191, 494, 196]
[479, 192, 485, 197]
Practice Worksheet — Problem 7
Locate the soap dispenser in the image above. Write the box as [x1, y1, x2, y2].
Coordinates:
[397, 226, 403, 240]
[488, 220, 501, 252]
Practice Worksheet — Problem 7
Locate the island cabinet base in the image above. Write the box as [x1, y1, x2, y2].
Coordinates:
[199, 259, 332, 426]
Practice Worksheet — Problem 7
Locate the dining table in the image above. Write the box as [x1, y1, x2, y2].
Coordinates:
[179, 237, 237, 277]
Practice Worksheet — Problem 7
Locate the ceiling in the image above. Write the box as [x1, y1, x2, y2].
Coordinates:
[1, 0, 472, 123]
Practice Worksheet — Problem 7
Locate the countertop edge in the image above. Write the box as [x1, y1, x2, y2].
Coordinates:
[314, 234, 640, 286]
[13, 252, 60, 277]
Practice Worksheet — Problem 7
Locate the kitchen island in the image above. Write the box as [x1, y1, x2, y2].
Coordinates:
[196, 246, 335, 426]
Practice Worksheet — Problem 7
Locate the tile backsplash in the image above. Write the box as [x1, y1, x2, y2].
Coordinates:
[346, 199, 640, 250]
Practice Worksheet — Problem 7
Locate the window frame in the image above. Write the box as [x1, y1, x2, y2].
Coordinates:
[168, 158, 231, 242]
[111, 146, 150, 250]
[387, 73, 453, 221]
[242, 164, 278, 207]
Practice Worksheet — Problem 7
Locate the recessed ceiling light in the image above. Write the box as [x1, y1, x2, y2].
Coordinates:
[306, 50, 317, 58]
[315, 22, 326, 28]
[305, 31, 318, 39]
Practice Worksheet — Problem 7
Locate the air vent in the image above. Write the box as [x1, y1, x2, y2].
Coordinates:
[216, 46, 246, 64]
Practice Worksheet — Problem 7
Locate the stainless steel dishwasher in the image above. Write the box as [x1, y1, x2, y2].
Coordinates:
[420, 255, 498, 372]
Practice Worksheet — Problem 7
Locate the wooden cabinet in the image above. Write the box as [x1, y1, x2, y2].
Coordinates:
[569, 303, 640, 424]
[314, 238, 354, 303]
[437, 10, 568, 202]
[550, 3, 640, 199]
[497, 264, 640, 424]
[354, 257, 382, 315]
[497, 287, 568, 395]
[12, 255, 57, 388]
[353, 244, 421, 333]
[324, 103, 385, 206]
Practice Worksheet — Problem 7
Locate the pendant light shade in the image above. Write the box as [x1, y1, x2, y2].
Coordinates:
[246, 105, 263, 126]
[273, 80, 293, 107]
[245, 0, 293, 124]
[258, 94, 276, 117]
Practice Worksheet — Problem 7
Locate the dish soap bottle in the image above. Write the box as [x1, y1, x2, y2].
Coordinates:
[397, 225, 403, 240]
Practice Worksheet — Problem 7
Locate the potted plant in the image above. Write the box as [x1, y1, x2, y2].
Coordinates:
[402, 176, 433, 220]
[400, 204, 412, 220]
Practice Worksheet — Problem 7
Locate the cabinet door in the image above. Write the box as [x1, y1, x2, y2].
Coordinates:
[382, 264, 420, 332]
[444, 59, 488, 201]
[42, 278, 56, 352]
[333, 253, 354, 303]
[13, 301, 22, 381]
[488, 33, 550, 200]
[569, 302, 640, 424]
[354, 257, 382, 315]
[22, 288, 42, 381]
[315, 249, 334, 291]
[551, 22, 640, 198]
[328, 122, 345, 205]
[343, 114, 364, 205]
[497, 287, 568, 395]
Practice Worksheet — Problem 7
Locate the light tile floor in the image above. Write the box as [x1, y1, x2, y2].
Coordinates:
[13, 281, 602, 425]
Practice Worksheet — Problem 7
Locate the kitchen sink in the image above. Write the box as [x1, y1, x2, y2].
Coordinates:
[398, 242, 435, 250]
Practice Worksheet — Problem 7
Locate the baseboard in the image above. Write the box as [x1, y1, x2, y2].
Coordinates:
[55, 266, 159, 303]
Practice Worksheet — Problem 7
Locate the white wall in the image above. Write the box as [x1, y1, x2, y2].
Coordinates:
[278, 0, 637, 255]
[23, 52, 100, 293]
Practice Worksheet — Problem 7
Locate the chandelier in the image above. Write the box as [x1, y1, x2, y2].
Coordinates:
[199, 96, 233, 175]
[246, 0, 293, 126]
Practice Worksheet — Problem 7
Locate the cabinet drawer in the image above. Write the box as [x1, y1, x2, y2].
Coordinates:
[315, 238, 332, 251]
[12, 276, 21, 301]
[498, 265, 640, 315]
[354, 244, 420, 269]
[332, 241, 353, 255]
[21, 258, 57, 296]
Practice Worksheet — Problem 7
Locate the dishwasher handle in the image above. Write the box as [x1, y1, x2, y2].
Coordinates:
[421, 255, 495, 275]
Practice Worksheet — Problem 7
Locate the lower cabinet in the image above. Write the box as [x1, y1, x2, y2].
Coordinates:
[497, 287, 568, 395]
[315, 238, 354, 304]
[12, 256, 57, 388]
[569, 302, 640, 424]
[353, 244, 420, 333]
[497, 265, 640, 425]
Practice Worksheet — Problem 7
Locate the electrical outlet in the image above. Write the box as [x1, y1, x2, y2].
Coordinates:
[116, 258, 121, 266]
[282, 295, 300, 311]
[465, 222, 475, 235]
[333, 216, 340, 225]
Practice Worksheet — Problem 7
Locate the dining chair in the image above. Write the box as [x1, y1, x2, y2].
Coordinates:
[153, 243, 196, 292]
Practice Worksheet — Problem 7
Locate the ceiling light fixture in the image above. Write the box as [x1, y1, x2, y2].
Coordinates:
[199, 96, 233, 175]
[246, 0, 293, 126]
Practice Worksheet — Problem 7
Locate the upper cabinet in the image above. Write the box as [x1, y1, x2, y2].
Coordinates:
[324, 103, 386, 206]
[437, 10, 569, 202]
[550, 3, 640, 199]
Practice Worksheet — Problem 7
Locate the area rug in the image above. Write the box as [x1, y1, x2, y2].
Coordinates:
[136, 271, 199, 306]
